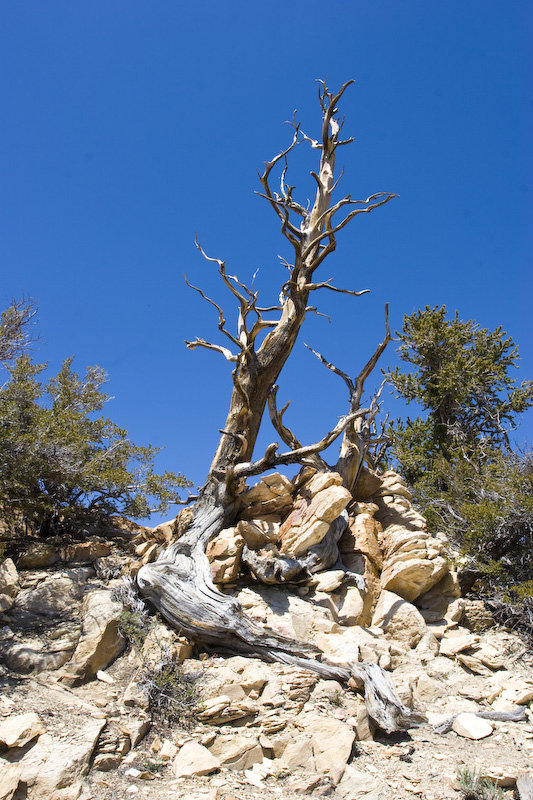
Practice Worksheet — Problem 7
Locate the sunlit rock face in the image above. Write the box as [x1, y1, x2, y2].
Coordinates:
[203, 467, 457, 637]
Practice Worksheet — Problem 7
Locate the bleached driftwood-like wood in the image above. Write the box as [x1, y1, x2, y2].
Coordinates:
[138, 81, 416, 732]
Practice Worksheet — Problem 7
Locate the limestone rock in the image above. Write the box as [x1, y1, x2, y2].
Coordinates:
[237, 585, 336, 643]
[372, 590, 428, 648]
[337, 765, 384, 798]
[345, 509, 383, 570]
[208, 734, 263, 770]
[381, 553, 449, 603]
[0, 761, 22, 800]
[14, 569, 88, 617]
[461, 599, 497, 632]
[159, 738, 178, 760]
[123, 677, 150, 711]
[439, 631, 480, 657]
[352, 466, 383, 501]
[0, 559, 19, 612]
[284, 711, 355, 785]
[452, 712, 494, 739]
[15, 719, 105, 799]
[416, 571, 462, 620]
[172, 740, 220, 777]
[61, 589, 125, 684]
[309, 569, 345, 593]
[373, 470, 414, 502]
[315, 626, 391, 669]
[0, 712, 45, 749]
[237, 517, 281, 550]
[120, 717, 150, 748]
[333, 584, 366, 627]
[0, 622, 81, 674]
[16, 542, 60, 569]
[279, 480, 352, 557]
[376, 494, 452, 602]
[206, 526, 245, 584]
[62, 541, 111, 563]
[238, 474, 294, 518]
[141, 622, 192, 669]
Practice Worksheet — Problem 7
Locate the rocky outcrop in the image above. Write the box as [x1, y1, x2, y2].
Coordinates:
[2, 469, 532, 798]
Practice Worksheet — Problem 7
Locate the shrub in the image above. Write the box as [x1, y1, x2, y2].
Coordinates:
[456, 766, 506, 800]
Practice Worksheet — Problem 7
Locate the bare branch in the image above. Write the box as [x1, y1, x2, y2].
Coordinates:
[228, 407, 367, 483]
[305, 344, 354, 395]
[301, 193, 398, 263]
[306, 280, 370, 297]
[353, 303, 392, 406]
[268, 385, 328, 471]
[267, 386, 303, 451]
[184, 338, 238, 362]
[183, 274, 242, 352]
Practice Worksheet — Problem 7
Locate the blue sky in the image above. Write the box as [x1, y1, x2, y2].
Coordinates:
[1, 1, 532, 524]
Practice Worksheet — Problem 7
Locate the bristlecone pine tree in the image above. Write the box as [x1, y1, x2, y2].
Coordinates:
[137, 81, 421, 732]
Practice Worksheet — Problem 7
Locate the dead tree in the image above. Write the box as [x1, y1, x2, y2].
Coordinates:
[137, 81, 421, 732]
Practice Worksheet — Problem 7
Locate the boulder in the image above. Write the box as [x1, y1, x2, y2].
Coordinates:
[372, 590, 428, 648]
[279, 479, 352, 557]
[206, 526, 245, 584]
[0, 622, 81, 674]
[332, 584, 366, 627]
[14, 569, 89, 618]
[337, 766, 384, 799]
[345, 506, 383, 570]
[0, 761, 22, 800]
[172, 740, 220, 777]
[352, 466, 383, 501]
[0, 559, 19, 612]
[61, 589, 125, 684]
[16, 543, 60, 569]
[61, 541, 111, 563]
[237, 517, 281, 549]
[238, 474, 294, 519]
[0, 713, 45, 749]
[13, 719, 105, 800]
[281, 711, 355, 785]
[208, 734, 263, 770]
[452, 712, 494, 740]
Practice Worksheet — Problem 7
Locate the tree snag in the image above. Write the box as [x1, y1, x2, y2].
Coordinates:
[137, 80, 421, 732]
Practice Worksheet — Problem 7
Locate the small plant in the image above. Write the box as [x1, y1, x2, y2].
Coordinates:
[456, 766, 506, 800]
[138, 654, 199, 727]
[113, 577, 199, 727]
[142, 757, 167, 774]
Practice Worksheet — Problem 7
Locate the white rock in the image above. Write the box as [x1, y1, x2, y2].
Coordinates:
[0, 559, 19, 612]
[451, 712, 494, 740]
[0, 712, 45, 749]
[0, 761, 22, 800]
[172, 740, 220, 777]
[61, 589, 125, 684]
[372, 590, 428, 648]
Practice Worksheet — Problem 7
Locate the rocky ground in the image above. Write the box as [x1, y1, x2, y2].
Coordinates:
[1, 470, 532, 800]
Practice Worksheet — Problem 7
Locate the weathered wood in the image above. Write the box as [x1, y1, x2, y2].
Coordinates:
[138, 481, 422, 732]
[137, 82, 410, 733]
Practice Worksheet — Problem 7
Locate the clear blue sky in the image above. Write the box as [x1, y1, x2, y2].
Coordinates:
[1, 1, 532, 524]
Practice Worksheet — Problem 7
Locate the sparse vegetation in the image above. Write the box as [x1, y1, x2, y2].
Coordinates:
[115, 578, 200, 727]
[456, 766, 506, 800]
